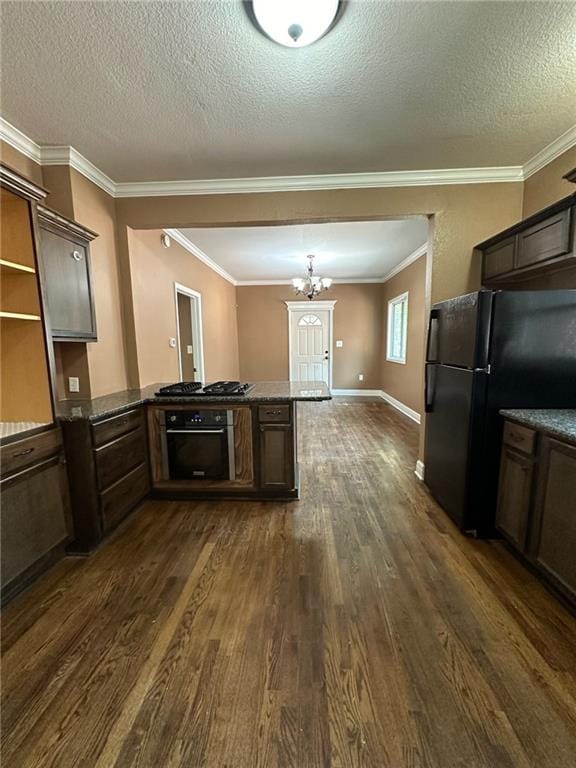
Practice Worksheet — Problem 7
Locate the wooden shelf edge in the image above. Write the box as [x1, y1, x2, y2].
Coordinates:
[0, 311, 41, 321]
[0, 259, 36, 274]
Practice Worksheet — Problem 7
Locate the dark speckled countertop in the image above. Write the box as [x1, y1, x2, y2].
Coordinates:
[500, 409, 576, 444]
[56, 381, 331, 422]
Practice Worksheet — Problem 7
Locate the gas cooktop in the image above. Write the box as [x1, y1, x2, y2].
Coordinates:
[155, 381, 254, 397]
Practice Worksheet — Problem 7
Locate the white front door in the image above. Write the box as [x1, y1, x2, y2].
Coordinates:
[289, 308, 330, 384]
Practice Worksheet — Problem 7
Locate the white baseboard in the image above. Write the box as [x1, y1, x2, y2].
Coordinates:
[331, 388, 421, 425]
[379, 390, 421, 424]
[331, 389, 383, 397]
[415, 459, 425, 481]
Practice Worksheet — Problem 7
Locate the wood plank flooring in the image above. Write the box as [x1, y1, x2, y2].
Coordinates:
[2, 398, 576, 767]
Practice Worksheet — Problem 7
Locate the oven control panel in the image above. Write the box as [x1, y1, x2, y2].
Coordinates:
[165, 410, 231, 428]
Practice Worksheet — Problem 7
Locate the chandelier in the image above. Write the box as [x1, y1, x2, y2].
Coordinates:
[291, 255, 333, 300]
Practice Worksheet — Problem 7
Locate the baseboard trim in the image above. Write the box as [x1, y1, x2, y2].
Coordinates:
[379, 390, 421, 424]
[415, 460, 425, 481]
[331, 389, 383, 397]
[331, 388, 422, 425]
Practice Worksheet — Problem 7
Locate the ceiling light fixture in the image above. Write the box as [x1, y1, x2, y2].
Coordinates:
[251, 0, 340, 48]
[292, 255, 333, 300]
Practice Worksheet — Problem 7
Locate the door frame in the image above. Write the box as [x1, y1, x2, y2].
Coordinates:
[285, 300, 337, 388]
[174, 282, 205, 382]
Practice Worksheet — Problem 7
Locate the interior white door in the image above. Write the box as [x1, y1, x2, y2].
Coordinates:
[290, 309, 330, 384]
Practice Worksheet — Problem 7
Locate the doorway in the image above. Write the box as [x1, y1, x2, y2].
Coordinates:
[174, 283, 205, 383]
[286, 300, 335, 387]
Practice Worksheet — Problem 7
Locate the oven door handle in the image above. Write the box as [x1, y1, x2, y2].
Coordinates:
[166, 428, 226, 434]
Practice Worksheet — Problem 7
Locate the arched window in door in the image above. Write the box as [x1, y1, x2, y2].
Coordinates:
[298, 314, 322, 326]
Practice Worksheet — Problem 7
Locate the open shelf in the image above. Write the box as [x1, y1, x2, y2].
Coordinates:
[0, 259, 36, 275]
[0, 311, 41, 321]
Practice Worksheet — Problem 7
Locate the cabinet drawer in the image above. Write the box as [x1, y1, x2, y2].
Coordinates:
[95, 426, 147, 491]
[92, 408, 144, 447]
[258, 404, 291, 424]
[483, 236, 516, 280]
[517, 208, 572, 269]
[503, 421, 536, 455]
[0, 427, 61, 477]
[99, 461, 149, 533]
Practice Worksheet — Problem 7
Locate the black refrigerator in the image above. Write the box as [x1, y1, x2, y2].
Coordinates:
[424, 289, 576, 536]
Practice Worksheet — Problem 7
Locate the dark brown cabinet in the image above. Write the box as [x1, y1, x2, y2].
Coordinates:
[477, 195, 575, 286]
[37, 206, 98, 341]
[0, 429, 71, 604]
[62, 407, 150, 552]
[496, 417, 576, 608]
[530, 437, 576, 600]
[496, 446, 534, 550]
[259, 424, 294, 489]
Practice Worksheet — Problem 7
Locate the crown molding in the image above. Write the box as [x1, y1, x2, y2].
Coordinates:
[2, 115, 575, 199]
[0, 117, 42, 163]
[236, 277, 388, 286]
[41, 145, 117, 197]
[523, 125, 576, 180]
[114, 166, 524, 197]
[380, 243, 427, 283]
[163, 229, 237, 285]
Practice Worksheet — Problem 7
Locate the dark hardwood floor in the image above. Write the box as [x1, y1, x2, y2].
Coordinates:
[2, 398, 576, 767]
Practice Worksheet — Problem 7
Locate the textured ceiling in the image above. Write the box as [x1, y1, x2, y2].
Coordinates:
[179, 219, 428, 281]
[1, 1, 575, 182]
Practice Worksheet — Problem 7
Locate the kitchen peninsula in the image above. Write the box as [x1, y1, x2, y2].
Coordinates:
[56, 381, 331, 553]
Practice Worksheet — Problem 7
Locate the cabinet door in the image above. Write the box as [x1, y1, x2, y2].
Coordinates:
[260, 425, 294, 489]
[0, 456, 69, 592]
[495, 446, 534, 551]
[482, 236, 516, 281]
[530, 437, 576, 599]
[517, 208, 572, 269]
[40, 228, 96, 339]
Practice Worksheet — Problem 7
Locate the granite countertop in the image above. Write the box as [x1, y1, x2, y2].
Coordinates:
[56, 381, 331, 422]
[500, 409, 576, 444]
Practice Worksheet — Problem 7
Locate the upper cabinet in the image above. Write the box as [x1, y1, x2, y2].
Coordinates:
[0, 165, 55, 439]
[37, 206, 98, 341]
[476, 194, 575, 286]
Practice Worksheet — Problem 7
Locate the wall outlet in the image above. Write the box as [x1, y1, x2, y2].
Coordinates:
[68, 376, 80, 393]
[169, 337, 177, 348]
[187, 345, 193, 355]
[358, 374, 364, 382]
[336, 340, 343, 348]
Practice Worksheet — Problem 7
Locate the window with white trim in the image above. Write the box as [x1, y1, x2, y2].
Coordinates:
[387, 292, 408, 364]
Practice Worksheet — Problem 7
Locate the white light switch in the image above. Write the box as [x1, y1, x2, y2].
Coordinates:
[358, 374, 364, 381]
[336, 340, 343, 348]
[68, 376, 80, 393]
[169, 338, 177, 348]
[187, 345, 193, 354]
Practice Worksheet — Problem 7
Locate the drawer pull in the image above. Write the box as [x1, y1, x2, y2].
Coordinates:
[71, 250, 83, 262]
[265, 410, 281, 416]
[509, 433, 523, 443]
[14, 447, 34, 457]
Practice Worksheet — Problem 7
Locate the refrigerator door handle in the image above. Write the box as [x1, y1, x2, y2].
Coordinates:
[425, 363, 436, 413]
[426, 309, 440, 362]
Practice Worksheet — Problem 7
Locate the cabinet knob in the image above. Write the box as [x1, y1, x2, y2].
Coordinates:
[71, 250, 83, 262]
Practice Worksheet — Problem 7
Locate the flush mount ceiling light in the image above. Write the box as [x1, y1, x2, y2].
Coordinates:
[292, 255, 333, 300]
[251, 0, 340, 48]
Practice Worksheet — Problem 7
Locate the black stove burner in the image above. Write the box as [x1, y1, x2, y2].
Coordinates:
[156, 381, 203, 396]
[155, 381, 253, 397]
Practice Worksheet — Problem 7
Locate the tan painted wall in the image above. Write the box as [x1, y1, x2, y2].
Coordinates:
[68, 170, 128, 397]
[115, 183, 523, 386]
[381, 256, 427, 416]
[128, 228, 239, 387]
[236, 283, 382, 388]
[522, 146, 576, 218]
